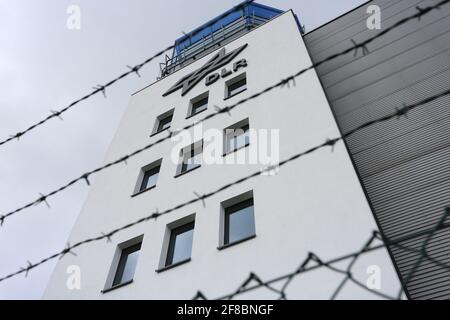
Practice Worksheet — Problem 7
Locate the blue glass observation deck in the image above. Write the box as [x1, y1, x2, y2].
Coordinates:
[158, 0, 303, 78]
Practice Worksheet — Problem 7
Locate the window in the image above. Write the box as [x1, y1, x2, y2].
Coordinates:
[226, 73, 247, 99]
[182, 147, 202, 173]
[177, 141, 203, 175]
[157, 214, 195, 272]
[139, 165, 160, 192]
[224, 198, 255, 245]
[134, 159, 162, 195]
[152, 109, 174, 135]
[224, 119, 250, 154]
[112, 242, 141, 287]
[165, 221, 195, 267]
[192, 97, 208, 114]
[157, 114, 172, 132]
[188, 92, 208, 117]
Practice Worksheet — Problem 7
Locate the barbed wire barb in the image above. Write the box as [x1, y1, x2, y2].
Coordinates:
[149, 209, 161, 221]
[81, 174, 91, 186]
[280, 76, 296, 89]
[416, 6, 427, 21]
[20, 261, 34, 278]
[101, 232, 113, 243]
[350, 39, 369, 57]
[38, 193, 50, 208]
[325, 138, 338, 152]
[50, 110, 64, 120]
[126, 65, 142, 77]
[193, 192, 206, 208]
[213, 105, 232, 116]
[93, 85, 107, 98]
[192, 291, 208, 300]
[60, 242, 77, 260]
[395, 103, 410, 119]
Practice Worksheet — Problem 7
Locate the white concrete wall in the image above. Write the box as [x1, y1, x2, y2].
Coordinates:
[44, 11, 401, 300]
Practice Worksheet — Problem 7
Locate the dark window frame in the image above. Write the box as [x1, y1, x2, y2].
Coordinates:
[112, 242, 142, 287]
[227, 123, 250, 152]
[180, 144, 202, 174]
[226, 76, 247, 98]
[165, 221, 195, 267]
[224, 198, 254, 245]
[139, 165, 160, 192]
[190, 96, 209, 116]
[157, 113, 173, 132]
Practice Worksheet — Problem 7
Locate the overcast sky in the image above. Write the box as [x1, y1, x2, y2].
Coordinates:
[0, 0, 367, 299]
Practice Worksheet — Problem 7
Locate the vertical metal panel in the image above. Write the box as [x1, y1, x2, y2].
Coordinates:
[304, 0, 450, 299]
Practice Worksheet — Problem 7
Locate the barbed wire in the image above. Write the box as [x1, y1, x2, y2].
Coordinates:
[0, 86, 448, 284]
[0, 44, 174, 149]
[0, 1, 262, 150]
[193, 208, 450, 300]
[1, 0, 447, 227]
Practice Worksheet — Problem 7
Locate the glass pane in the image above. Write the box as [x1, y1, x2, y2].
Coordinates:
[227, 203, 255, 244]
[228, 126, 249, 151]
[228, 135, 236, 152]
[191, 97, 208, 115]
[236, 130, 249, 149]
[158, 116, 172, 131]
[171, 228, 194, 264]
[119, 250, 139, 284]
[113, 244, 141, 286]
[140, 167, 160, 191]
[228, 78, 247, 97]
[143, 171, 158, 190]
[182, 149, 202, 172]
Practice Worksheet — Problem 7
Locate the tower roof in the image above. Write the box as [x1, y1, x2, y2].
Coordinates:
[159, 1, 293, 78]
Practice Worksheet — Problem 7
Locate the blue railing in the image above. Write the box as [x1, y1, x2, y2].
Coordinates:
[159, 1, 286, 78]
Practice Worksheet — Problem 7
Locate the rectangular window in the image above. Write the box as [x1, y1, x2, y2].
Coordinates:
[225, 119, 250, 154]
[152, 109, 174, 136]
[165, 221, 195, 266]
[112, 242, 141, 287]
[157, 113, 173, 132]
[192, 97, 208, 115]
[178, 142, 203, 175]
[139, 165, 160, 192]
[226, 73, 247, 98]
[224, 198, 255, 245]
[188, 92, 208, 117]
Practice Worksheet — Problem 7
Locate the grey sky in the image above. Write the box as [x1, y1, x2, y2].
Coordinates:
[0, 0, 367, 299]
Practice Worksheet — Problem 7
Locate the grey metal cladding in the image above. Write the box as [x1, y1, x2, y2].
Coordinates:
[304, 0, 450, 299]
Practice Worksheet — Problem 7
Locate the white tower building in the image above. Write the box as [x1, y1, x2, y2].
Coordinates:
[44, 1, 401, 299]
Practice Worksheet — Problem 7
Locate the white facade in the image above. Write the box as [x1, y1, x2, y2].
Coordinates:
[44, 10, 401, 299]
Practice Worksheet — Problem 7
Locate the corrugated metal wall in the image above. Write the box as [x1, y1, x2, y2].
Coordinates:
[304, 0, 450, 299]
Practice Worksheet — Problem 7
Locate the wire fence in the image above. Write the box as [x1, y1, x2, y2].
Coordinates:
[0, 0, 449, 301]
[0, 44, 174, 149]
[1, 0, 448, 228]
[193, 207, 450, 300]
